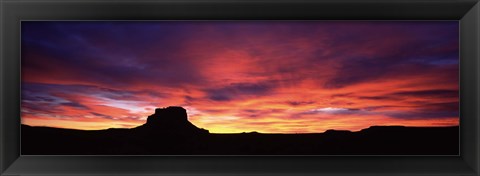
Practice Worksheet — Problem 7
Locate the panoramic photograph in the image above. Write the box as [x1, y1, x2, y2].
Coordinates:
[21, 21, 459, 155]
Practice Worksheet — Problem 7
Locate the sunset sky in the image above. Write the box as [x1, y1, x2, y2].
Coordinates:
[21, 21, 459, 133]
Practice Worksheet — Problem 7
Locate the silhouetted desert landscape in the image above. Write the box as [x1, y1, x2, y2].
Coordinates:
[22, 106, 459, 155]
[21, 22, 460, 155]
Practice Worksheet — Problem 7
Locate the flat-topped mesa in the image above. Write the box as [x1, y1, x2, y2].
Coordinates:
[142, 106, 209, 135]
[147, 106, 188, 125]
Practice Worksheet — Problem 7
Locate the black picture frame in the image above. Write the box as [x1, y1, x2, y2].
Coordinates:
[1, 0, 479, 175]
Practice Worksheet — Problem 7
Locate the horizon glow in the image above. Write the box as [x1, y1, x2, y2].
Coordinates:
[21, 21, 459, 133]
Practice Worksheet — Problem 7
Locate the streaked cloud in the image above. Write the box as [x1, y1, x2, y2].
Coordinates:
[21, 21, 459, 133]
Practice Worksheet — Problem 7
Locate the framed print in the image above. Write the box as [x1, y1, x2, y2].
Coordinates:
[1, 0, 479, 175]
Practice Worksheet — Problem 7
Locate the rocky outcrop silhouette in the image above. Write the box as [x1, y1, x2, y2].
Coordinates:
[135, 106, 209, 135]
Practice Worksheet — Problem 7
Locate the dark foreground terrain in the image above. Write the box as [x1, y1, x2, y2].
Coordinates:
[22, 107, 459, 155]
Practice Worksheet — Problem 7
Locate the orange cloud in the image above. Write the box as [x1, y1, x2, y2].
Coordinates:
[21, 21, 459, 133]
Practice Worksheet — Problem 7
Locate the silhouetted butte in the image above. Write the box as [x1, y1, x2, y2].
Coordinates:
[135, 106, 209, 135]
